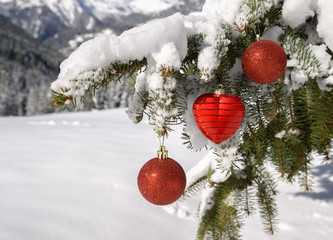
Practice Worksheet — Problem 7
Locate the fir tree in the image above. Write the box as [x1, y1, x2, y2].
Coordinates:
[50, 0, 333, 239]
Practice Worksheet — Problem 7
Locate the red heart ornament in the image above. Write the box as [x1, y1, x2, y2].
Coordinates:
[193, 93, 245, 144]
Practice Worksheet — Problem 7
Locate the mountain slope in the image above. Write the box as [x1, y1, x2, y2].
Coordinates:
[0, 0, 98, 40]
[0, 14, 133, 116]
[0, 0, 205, 41]
[0, 15, 63, 116]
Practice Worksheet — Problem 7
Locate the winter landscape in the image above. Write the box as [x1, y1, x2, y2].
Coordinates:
[1, 0, 333, 239]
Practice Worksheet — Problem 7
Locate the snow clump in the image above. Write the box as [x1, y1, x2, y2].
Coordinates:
[282, 0, 314, 28]
[51, 13, 188, 94]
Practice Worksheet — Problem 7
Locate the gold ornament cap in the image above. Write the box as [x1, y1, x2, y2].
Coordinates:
[214, 84, 225, 95]
[157, 146, 168, 159]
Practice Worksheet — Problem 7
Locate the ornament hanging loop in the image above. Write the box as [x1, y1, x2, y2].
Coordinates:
[157, 146, 168, 159]
[158, 133, 168, 159]
[214, 84, 225, 95]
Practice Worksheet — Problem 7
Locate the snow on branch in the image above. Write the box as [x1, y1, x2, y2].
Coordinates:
[282, 0, 314, 29]
[283, 33, 320, 78]
[235, 0, 273, 30]
[281, 0, 333, 52]
[314, 0, 333, 52]
[51, 13, 188, 106]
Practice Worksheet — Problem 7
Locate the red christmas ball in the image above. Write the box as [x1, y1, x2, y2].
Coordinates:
[137, 157, 186, 205]
[193, 93, 245, 144]
[242, 40, 287, 84]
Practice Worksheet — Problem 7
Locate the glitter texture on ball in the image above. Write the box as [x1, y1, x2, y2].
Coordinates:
[137, 157, 186, 205]
[242, 39, 287, 84]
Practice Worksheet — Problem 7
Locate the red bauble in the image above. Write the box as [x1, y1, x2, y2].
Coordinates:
[137, 157, 186, 205]
[193, 93, 245, 144]
[242, 39, 287, 84]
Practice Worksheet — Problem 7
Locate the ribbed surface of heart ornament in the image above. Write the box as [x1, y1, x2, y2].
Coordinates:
[193, 93, 245, 144]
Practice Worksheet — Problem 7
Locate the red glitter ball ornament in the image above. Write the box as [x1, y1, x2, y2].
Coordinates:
[242, 39, 287, 84]
[137, 155, 186, 205]
[193, 93, 245, 144]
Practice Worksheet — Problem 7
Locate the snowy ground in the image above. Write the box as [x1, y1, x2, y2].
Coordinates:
[0, 109, 332, 240]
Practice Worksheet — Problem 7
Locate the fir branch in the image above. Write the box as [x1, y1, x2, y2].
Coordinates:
[288, 95, 295, 130]
[307, 81, 333, 155]
[298, 157, 313, 192]
[184, 33, 205, 65]
[51, 90, 73, 108]
[197, 200, 223, 240]
[126, 89, 149, 124]
[265, 5, 282, 25]
[269, 130, 307, 180]
[235, 0, 274, 32]
[292, 88, 312, 152]
[144, 67, 184, 135]
[261, 83, 292, 146]
[175, 71, 195, 121]
[181, 176, 208, 201]
[283, 32, 320, 78]
[50, 58, 147, 109]
[242, 122, 269, 165]
[202, 25, 232, 85]
[197, 183, 242, 240]
[253, 166, 278, 235]
[218, 205, 242, 240]
[181, 131, 194, 149]
[238, 185, 256, 217]
[253, 165, 277, 196]
[277, 140, 285, 177]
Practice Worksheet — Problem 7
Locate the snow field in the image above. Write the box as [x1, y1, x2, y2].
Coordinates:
[0, 109, 206, 240]
[0, 109, 333, 239]
[242, 158, 333, 240]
